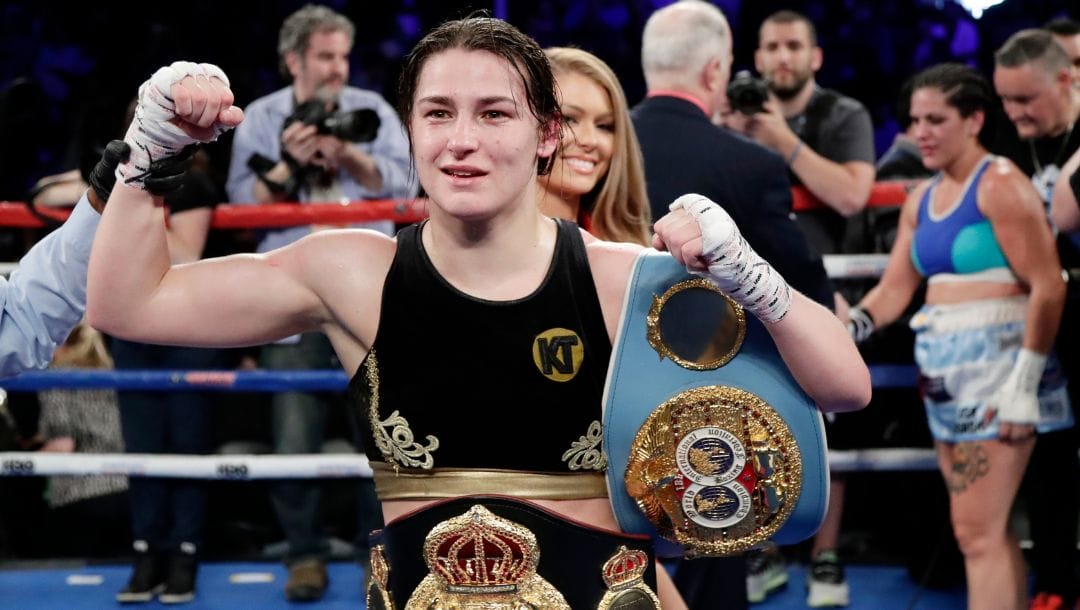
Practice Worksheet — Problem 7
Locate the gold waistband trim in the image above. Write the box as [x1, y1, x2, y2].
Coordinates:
[371, 462, 609, 500]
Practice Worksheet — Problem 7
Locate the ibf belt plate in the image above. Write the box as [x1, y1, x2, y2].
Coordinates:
[625, 385, 801, 557]
[604, 251, 828, 557]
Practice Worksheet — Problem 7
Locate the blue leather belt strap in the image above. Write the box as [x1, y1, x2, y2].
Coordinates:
[603, 251, 828, 556]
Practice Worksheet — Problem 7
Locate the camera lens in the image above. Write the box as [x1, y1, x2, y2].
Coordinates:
[726, 70, 770, 115]
[324, 109, 381, 143]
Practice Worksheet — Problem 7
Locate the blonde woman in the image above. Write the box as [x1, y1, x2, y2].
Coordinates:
[539, 47, 651, 245]
[36, 322, 128, 557]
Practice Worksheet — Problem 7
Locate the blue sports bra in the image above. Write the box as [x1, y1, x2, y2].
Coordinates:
[910, 156, 1014, 282]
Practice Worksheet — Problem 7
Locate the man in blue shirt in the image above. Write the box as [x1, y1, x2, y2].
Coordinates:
[225, 5, 415, 602]
[0, 141, 181, 379]
[226, 7, 415, 246]
[0, 194, 100, 378]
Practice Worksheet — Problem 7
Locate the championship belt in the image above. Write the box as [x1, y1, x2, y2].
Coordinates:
[368, 495, 661, 609]
[603, 251, 828, 557]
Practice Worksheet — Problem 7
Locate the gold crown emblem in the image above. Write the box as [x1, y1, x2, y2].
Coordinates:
[422, 505, 539, 591]
[602, 546, 649, 589]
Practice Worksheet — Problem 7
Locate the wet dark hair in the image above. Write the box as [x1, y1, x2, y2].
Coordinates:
[397, 15, 561, 175]
[911, 63, 995, 118]
[910, 63, 997, 144]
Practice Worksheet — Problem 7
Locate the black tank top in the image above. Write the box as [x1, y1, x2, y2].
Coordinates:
[350, 218, 612, 474]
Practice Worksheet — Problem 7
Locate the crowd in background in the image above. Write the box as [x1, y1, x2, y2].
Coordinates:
[0, 0, 1074, 207]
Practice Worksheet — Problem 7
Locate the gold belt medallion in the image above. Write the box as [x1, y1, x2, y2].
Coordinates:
[596, 546, 660, 609]
[625, 385, 802, 557]
[405, 504, 570, 609]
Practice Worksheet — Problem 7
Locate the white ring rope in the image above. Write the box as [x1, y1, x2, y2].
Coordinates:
[0, 448, 934, 478]
[828, 448, 938, 473]
[0, 451, 372, 479]
[822, 254, 889, 280]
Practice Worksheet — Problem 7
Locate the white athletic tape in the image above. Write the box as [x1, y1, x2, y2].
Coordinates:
[117, 61, 232, 189]
[669, 193, 792, 323]
[848, 306, 875, 343]
[669, 193, 736, 259]
[992, 348, 1047, 424]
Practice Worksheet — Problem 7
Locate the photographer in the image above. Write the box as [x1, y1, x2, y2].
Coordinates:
[224, 4, 414, 603]
[724, 11, 877, 608]
[727, 10, 875, 255]
[226, 6, 415, 242]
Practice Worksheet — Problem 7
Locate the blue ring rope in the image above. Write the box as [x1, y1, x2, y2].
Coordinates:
[0, 370, 350, 391]
[0, 365, 918, 391]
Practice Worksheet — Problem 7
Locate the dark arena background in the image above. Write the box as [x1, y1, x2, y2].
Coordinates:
[0, 1, 1077, 609]
[0, 0, 1075, 201]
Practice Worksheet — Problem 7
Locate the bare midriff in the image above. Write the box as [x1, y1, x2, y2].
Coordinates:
[926, 280, 1024, 305]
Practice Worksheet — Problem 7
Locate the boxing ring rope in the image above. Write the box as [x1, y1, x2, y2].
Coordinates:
[0, 181, 944, 478]
[0, 369, 351, 392]
[0, 448, 936, 479]
[0, 452, 373, 479]
[1, 181, 917, 229]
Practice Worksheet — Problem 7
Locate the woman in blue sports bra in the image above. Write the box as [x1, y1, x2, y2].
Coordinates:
[847, 64, 1070, 610]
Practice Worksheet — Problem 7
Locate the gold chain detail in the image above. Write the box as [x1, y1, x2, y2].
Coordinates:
[365, 350, 439, 473]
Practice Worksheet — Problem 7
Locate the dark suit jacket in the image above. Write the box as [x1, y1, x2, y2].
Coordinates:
[632, 95, 834, 308]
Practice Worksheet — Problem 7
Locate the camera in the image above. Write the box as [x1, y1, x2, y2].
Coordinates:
[726, 70, 771, 115]
[284, 100, 381, 143]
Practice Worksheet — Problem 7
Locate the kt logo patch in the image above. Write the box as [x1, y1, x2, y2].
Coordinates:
[533, 328, 584, 382]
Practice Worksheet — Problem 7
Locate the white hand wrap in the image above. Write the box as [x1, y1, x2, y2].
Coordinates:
[848, 306, 875, 343]
[991, 348, 1047, 425]
[117, 61, 231, 189]
[670, 194, 792, 323]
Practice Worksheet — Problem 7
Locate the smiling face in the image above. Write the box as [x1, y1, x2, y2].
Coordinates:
[542, 70, 615, 203]
[909, 86, 982, 171]
[409, 48, 558, 221]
